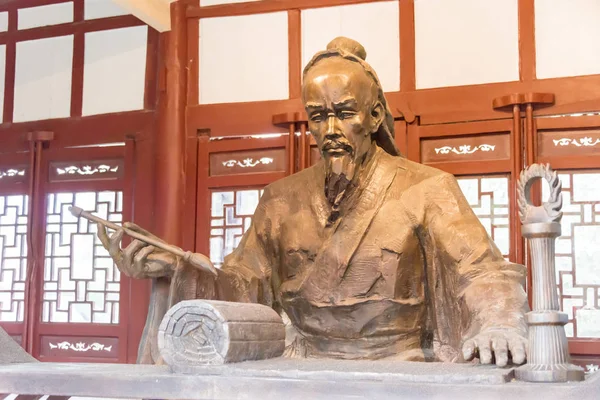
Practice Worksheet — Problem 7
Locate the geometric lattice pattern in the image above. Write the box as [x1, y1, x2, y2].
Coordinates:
[456, 175, 511, 258]
[43, 191, 122, 324]
[0, 195, 28, 322]
[542, 171, 600, 338]
[210, 189, 264, 268]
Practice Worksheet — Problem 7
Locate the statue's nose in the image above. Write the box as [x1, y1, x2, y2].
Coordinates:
[326, 115, 340, 137]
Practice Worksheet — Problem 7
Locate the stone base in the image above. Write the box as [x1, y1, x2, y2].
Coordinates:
[0, 358, 598, 400]
[516, 363, 586, 383]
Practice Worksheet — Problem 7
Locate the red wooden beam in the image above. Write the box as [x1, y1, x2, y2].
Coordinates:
[154, 1, 187, 247]
[518, 0, 536, 82]
[399, 0, 415, 92]
[287, 9, 302, 99]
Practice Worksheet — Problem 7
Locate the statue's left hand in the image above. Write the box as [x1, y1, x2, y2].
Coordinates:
[462, 329, 527, 367]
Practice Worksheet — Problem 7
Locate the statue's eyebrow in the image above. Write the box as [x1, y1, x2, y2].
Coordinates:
[305, 102, 324, 111]
[333, 98, 358, 108]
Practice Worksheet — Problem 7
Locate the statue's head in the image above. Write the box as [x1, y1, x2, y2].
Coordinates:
[302, 37, 399, 208]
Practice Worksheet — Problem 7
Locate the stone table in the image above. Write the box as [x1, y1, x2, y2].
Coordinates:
[0, 358, 598, 400]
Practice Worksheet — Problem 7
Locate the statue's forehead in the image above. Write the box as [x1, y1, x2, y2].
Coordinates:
[302, 59, 374, 103]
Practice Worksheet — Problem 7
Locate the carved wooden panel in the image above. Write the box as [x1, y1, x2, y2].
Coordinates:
[40, 335, 118, 359]
[210, 149, 285, 176]
[421, 134, 510, 164]
[0, 195, 28, 322]
[49, 159, 124, 182]
[0, 165, 27, 185]
[43, 191, 122, 324]
[456, 175, 510, 258]
[210, 188, 264, 267]
[538, 129, 600, 157]
[542, 170, 600, 339]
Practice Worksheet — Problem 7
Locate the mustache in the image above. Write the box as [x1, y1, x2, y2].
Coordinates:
[322, 140, 354, 154]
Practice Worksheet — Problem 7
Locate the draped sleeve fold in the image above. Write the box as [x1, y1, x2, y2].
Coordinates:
[412, 172, 529, 361]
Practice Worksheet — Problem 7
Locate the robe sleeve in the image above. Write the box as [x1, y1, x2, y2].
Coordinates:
[147, 191, 277, 365]
[215, 190, 277, 308]
[420, 173, 529, 353]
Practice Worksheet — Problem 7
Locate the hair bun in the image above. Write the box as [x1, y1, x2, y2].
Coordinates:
[326, 37, 367, 61]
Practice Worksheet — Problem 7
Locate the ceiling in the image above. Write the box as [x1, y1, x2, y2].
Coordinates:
[111, 0, 176, 32]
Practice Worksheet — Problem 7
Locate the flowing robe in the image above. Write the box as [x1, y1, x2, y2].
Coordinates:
[141, 147, 529, 363]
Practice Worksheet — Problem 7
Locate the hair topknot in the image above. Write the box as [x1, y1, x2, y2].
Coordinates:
[326, 37, 367, 61]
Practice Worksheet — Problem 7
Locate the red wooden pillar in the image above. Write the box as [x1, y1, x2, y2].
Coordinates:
[155, 1, 188, 246]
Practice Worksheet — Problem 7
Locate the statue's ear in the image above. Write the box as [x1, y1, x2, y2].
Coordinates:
[370, 101, 385, 134]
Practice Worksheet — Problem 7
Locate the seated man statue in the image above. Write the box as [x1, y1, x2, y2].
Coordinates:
[99, 37, 529, 367]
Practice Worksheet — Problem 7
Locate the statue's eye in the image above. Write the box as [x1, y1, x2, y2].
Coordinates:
[310, 113, 324, 122]
[339, 111, 356, 120]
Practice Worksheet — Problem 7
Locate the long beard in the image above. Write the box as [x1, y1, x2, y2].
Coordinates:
[324, 154, 356, 224]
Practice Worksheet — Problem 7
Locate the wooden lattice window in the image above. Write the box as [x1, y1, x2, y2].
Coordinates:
[542, 170, 600, 339]
[456, 175, 511, 258]
[0, 194, 28, 322]
[42, 191, 123, 324]
[209, 188, 264, 267]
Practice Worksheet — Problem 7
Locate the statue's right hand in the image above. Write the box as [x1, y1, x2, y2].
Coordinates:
[97, 222, 177, 279]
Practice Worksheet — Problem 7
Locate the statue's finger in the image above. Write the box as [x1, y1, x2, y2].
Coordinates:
[491, 336, 508, 367]
[133, 245, 156, 276]
[123, 240, 148, 272]
[97, 224, 110, 250]
[462, 339, 477, 361]
[478, 337, 493, 364]
[108, 229, 125, 261]
[509, 337, 527, 365]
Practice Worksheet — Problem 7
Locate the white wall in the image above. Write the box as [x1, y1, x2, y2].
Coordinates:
[3, 0, 600, 122]
[535, 0, 600, 79]
[82, 26, 148, 116]
[5, 1, 148, 123]
[302, 1, 400, 93]
[199, 12, 289, 104]
[196, 0, 600, 103]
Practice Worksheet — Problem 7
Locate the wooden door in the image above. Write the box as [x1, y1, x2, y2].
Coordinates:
[0, 141, 136, 363]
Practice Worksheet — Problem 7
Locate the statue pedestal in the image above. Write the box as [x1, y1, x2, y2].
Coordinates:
[0, 358, 597, 400]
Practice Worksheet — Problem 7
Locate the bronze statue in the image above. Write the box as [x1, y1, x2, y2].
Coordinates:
[98, 37, 529, 367]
